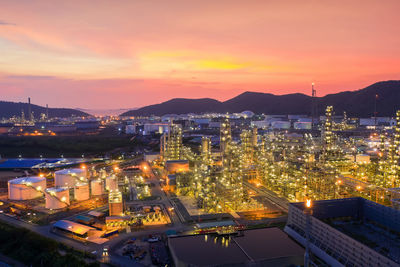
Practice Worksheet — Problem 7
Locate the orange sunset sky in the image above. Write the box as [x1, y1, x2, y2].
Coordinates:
[1, 0, 400, 109]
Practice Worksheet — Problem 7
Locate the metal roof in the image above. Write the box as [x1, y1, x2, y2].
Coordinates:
[195, 220, 236, 229]
[8, 176, 45, 185]
[55, 168, 85, 175]
[53, 220, 94, 235]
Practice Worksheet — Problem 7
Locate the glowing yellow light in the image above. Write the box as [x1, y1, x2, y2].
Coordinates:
[306, 199, 312, 208]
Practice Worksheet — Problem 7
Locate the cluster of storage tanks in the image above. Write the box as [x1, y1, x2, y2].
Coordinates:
[8, 167, 106, 210]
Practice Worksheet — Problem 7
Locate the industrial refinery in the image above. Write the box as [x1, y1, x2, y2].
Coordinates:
[156, 106, 400, 218]
[2, 103, 400, 266]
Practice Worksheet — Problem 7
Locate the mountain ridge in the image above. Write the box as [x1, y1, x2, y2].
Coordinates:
[121, 80, 400, 117]
[0, 101, 90, 119]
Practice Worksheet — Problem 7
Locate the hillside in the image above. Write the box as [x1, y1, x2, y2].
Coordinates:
[121, 80, 400, 117]
[0, 101, 90, 119]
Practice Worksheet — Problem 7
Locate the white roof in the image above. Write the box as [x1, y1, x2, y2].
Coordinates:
[53, 220, 94, 235]
[46, 186, 69, 193]
[55, 168, 85, 175]
[9, 176, 45, 185]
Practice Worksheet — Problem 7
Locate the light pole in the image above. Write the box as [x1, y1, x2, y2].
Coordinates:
[304, 198, 313, 267]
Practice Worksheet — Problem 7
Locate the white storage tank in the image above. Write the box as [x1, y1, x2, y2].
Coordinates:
[105, 176, 118, 191]
[74, 182, 90, 201]
[8, 176, 46, 200]
[45, 187, 70, 209]
[90, 179, 104, 196]
[54, 168, 87, 187]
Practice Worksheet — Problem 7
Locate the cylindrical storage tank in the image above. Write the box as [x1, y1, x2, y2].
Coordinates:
[105, 177, 118, 191]
[90, 179, 104, 196]
[8, 176, 46, 200]
[74, 182, 90, 201]
[54, 168, 87, 188]
[45, 187, 69, 209]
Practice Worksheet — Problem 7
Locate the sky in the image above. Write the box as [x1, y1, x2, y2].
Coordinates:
[1, 0, 400, 109]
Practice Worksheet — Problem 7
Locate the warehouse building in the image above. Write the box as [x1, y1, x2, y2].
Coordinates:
[168, 228, 304, 266]
[284, 198, 400, 267]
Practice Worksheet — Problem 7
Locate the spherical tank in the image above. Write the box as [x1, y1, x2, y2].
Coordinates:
[45, 187, 69, 209]
[8, 176, 46, 200]
[74, 182, 90, 201]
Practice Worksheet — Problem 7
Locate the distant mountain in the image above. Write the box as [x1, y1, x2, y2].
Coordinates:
[77, 108, 136, 116]
[0, 101, 90, 119]
[120, 80, 400, 117]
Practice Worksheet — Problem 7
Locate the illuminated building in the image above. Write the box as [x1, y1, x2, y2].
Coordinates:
[109, 190, 124, 216]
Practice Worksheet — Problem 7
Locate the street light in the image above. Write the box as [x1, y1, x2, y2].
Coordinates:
[304, 198, 313, 267]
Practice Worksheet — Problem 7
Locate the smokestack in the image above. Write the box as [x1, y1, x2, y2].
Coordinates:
[28, 97, 32, 121]
[311, 83, 317, 130]
[46, 104, 49, 119]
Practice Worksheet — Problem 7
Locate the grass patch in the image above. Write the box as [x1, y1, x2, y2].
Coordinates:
[0, 220, 99, 267]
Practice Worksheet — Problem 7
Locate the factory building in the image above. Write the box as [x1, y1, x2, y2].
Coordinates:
[271, 121, 291, 129]
[8, 176, 46, 200]
[294, 121, 312, 130]
[109, 190, 123, 216]
[54, 168, 87, 187]
[284, 198, 400, 267]
[45, 187, 70, 209]
[53, 220, 95, 238]
[125, 124, 136, 134]
[143, 122, 169, 135]
[168, 228, 304, 267]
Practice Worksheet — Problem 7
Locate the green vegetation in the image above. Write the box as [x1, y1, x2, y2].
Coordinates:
[0, 135, 138, 158]
[0, 221, 99, 267]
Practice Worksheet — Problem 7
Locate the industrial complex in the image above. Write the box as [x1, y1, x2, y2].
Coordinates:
[2, 94, 400, 266]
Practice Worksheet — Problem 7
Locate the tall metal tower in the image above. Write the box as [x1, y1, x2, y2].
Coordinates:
[387, 110, 400, 187]
[28, 97, 33, 122]
[165, 124, 183, 160]
[311, 83, 317, 130]
[220, 118, 232, 153]
[323, 106, 334, 155]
